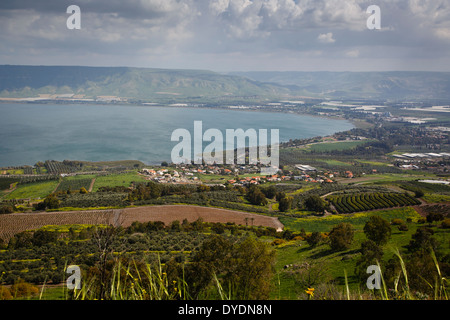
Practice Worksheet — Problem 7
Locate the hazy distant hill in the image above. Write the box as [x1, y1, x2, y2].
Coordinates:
[2, 65, 450, 103]
[231, 71, 450, 101]
[0, 65, 290, 102]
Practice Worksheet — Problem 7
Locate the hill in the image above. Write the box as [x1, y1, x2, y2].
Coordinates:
[231, 71, 450, 101]
[3, 66, 450, 103]
[0, 65, 291, 103]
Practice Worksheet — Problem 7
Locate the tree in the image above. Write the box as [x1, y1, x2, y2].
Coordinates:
[407, 227, 438, 253]
[34, 193, 60, 210]
[414, 189, 424, 198]
[355, 240, 384, 281]
[262, 186, 277, 199]
[328, 223, 354, 251]
[363, 215, 391, 245]
[305, 231, 323, 247]
[278, 196, 294, 212]
[246, 186, 268, 206]
[32, 230, 58, 247]
[303, 195, 327, 212]
[186, 235, 275, 299]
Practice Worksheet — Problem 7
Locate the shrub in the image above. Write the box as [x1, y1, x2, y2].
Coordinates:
[0, 286, 12, 300]
[271, 239, 286, 246]
[328, 223, 354, 251]
[391, 218, 405, 226]
[363, 215, 391, 245]
[441, 219, 450, 229]
[9, 280, 39, 298]
[305, 232, 323, 247]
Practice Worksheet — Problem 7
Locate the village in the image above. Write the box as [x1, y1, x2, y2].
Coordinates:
[138, 163, 353, 186]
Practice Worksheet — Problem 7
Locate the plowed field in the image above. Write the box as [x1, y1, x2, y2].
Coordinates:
[0, 205, 283, 241]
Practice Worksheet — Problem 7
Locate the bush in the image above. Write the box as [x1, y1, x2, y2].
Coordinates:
[328, 223, 354, 251]
[0, 205, 14, 214]
[426, 212, 444, 223]
[0, 286, 12, 300]
[364, 215, 391, 245]
[271, 239, 286, 246]
[305, 232, 323, 247]
[391, 218, 405, 226]
[441, 219, 450, 229]
[9, 280, 39, 298]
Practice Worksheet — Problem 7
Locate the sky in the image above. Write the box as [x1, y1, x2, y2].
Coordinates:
[1, 0, 450, 72]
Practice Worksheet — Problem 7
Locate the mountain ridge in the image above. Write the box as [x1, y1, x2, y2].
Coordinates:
[2, 65, 450, 103]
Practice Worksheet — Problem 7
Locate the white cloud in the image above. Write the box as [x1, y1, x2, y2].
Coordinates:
[317, 32, 335, 44]
[345, 49, 360, 58]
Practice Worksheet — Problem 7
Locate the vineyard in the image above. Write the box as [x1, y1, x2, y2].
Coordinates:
[44, 160, 78, 174]
[0, 210, 115, 241]
[55, 178, 93, 193]
[327, 192, 421, 214]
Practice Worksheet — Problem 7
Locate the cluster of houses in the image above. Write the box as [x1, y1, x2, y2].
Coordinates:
[140, 168, 194, 184]
[138, 162, 358, 186]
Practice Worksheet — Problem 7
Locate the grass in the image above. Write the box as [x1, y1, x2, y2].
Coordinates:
[305, 140, 372, 153]
[91, 171, 148, 192]
[422, 193, 450, 203]
[279, 207, 421, 233]
[272, 218, 449, 300]
[4, 180, 59, 200]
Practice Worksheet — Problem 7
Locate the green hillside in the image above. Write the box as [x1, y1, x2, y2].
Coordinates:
[232, 71, 450, 101]
[0, 65, 290, 102]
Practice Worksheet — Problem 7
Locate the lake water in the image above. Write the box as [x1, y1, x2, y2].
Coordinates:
[0, 103, 354, 167]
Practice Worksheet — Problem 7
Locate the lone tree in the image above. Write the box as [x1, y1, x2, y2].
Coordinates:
[328, 223, 354, 251]
[303, 195, 327, 213]
[355, 240, 384, 281]
[278, 196, 294, 212]
[363, 215, 391, 245]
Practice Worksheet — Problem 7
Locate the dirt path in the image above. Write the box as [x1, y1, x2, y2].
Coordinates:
[88, 178, 96, 192]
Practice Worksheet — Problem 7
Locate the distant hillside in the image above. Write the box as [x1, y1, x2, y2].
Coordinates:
[3, 66, 450, 103]
[0, 65, 291, 103]
[231, 71, 450, 101]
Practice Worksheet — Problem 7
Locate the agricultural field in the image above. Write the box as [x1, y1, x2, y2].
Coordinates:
[0, 210, 115, 241]
[55, 176, 95, 193]
[279, 207, 421, 233]
[90, 171, 148, 192]
[3, 180, 60, 200]
[0, 205, 283, 242]
[327, 192, 421, 214]
[121, 205, 283, 231]
[304, 139, 373, 153]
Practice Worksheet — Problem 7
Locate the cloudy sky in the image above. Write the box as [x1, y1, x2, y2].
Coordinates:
[1, 0, 450, 72]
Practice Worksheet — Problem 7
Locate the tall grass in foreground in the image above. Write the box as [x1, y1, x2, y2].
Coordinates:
[67, 258, 190, 300]
[59, 249, 447, 300]
[340, 248, 448, 301]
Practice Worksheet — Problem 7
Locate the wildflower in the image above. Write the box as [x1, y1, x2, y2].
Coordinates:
[305, 288, 315, 298]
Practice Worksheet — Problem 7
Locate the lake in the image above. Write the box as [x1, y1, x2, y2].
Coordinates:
[0, 103, 354, 167]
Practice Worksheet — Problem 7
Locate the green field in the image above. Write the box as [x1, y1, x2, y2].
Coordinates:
[273, 209, 447, 299]
[305, 140, 372, 153]
[4, 180, 59, 200]
[279, 207, 421, 233]
[91, 171, 148, 192]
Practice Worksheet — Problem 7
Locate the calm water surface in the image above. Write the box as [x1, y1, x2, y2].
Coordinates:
[0, 103, 354, 166]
